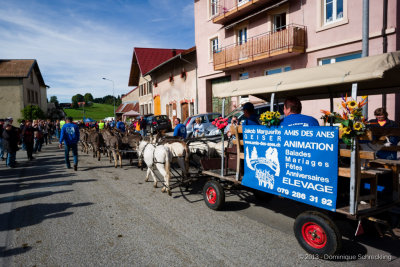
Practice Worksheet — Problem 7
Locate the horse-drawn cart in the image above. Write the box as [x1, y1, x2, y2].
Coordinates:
[200, 51, 400, 256]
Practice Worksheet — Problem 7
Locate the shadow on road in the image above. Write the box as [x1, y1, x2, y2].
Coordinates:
[0, 245, 32, 257]
[0, 202, 93, 232]
[0, 190, 73, 204]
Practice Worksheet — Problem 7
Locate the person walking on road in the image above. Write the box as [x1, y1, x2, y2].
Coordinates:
[22, 120, 35, 160]
[0, 119, 5, 161]
[2, 118, 19, 168]
[59, 117, 80, 171]
[139, 116, 147, 137]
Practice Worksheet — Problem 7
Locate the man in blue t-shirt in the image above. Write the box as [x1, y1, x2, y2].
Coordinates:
[173, 118, 187, 138]
[280, 97, 319, 127]
[242, 102, 260, 125]
[116, 119, 126, 133]
[59, 117, 80, 170]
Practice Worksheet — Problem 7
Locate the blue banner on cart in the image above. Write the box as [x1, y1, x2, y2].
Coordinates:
[242, 126, 339, 211]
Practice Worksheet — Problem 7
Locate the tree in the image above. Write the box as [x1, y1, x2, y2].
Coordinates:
[84, 93, 94, 103]
[50, 96, 59, 108]
[21, 105, 46, 120]
[71, 94, 84, 108]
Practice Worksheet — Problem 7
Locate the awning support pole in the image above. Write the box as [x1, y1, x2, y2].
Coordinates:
[350, 83, 360, 215]
[329, 92, 334, 126]
[221, 98, 225, 177]
[270, 93, 275, 112]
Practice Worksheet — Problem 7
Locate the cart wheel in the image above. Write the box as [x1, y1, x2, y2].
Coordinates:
[294, 211, 342, 256]
[203, 180, 225, 210]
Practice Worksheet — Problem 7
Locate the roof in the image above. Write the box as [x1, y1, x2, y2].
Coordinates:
[116, 102, 139, 114]
[121, 86, 138, 99]
[128, 47, 185, 86]
[213, 51, 400, 101]
[0, 59, 46, 86]
[144, 46, 196, 76]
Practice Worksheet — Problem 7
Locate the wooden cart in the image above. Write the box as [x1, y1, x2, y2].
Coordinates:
[200, 51, 400, 256]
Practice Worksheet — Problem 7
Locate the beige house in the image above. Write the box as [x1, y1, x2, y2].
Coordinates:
[0, 59, 47, 125]
[145, 47, 197, 123]
[128, 47, 185, 116]
[115, 87, 140, 120]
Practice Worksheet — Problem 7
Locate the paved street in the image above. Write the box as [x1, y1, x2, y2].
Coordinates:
[0, 143, 399, 266]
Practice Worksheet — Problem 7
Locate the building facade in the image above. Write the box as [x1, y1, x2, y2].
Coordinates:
[145, 47, 197, 123]
[128, 48, 185, 116]
[195, 0, 400, 121]
[0, 59, 47, 125]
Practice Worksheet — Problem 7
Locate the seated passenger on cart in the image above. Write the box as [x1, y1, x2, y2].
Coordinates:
[280, 97, 319, 127]
[241, 102, 260, 125]
[367, 107, 399, 160]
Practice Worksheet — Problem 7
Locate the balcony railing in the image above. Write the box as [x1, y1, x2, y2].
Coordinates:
[211, 0, 273, 24]
[213, 24, 306, 71]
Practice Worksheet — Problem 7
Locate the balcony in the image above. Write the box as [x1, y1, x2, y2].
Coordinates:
[212, 0, 275, 24]
[213, 24, 306, 71]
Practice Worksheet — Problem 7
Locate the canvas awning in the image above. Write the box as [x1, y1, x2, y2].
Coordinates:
[122, 110, 140, 116]
[213, 51, 400, 101]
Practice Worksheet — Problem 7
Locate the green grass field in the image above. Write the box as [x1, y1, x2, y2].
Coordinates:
[63, 103, 115, 121]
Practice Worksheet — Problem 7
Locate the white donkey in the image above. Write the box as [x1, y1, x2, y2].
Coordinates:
[137, 140, 172, 195]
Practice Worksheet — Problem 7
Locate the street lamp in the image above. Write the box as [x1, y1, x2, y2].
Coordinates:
[102, 77, 115, 119]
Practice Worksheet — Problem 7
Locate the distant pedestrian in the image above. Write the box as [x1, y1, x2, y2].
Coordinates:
[59, 117, 80, 171]
[0, 119, 5, 161]
[33, 120, 43, 153]
[116, 119, 126, 132]
[139, 116, 147, 137]
[2, 118, 19, 168]
[22, 120, 35, 160]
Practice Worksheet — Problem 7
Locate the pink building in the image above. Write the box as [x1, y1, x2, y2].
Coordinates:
[194, 0, 400, 122]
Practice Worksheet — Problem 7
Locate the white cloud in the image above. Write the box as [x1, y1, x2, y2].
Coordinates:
[0, 0, 194, 103]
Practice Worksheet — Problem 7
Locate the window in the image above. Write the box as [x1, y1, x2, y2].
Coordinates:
[319, 52, 361, 65]
[190, 102, 194, 116]
[264, 66, 291, 75]
[210, 37, 219, 59]
[239, 72, 249, 80]
[324, 0, 343, 25]
[273, 13, 286, 32]
[237, 27, 247, 45]
[148, 102, 152, 114]
[35, 92, 38, 104]
[238, 0, 249, 7]
[148, 82, 153, 94]
[210, 0, 218, 17]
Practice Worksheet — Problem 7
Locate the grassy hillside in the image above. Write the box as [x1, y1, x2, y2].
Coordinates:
[63, 103, 115, 121]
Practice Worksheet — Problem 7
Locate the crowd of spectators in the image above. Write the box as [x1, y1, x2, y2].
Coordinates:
[0, 117, 58, 168]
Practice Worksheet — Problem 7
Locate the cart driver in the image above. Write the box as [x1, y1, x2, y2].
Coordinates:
[280, 96, 319, 127]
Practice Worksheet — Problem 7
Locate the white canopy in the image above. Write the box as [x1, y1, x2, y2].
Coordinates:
[122, 110, 140, 121]
[213, 51, 400, 100]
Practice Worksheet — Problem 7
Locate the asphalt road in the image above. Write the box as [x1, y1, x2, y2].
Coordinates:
[0, 142, 399, 266]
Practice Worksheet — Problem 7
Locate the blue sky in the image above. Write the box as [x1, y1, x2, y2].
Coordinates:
[0, 0, 194, 102]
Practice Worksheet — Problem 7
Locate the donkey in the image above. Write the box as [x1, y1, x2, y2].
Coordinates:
[101, 129, 122, 168]
[155, 134, 190, 180]
[88, 128, 104, 161]
[79, 128, 90, 154]
[137, 140, 172, 195]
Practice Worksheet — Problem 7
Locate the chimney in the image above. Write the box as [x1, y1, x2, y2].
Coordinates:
[172, 49, 176, 56]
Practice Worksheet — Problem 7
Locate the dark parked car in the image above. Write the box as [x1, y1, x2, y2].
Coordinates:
[145, 115, 172, 134]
